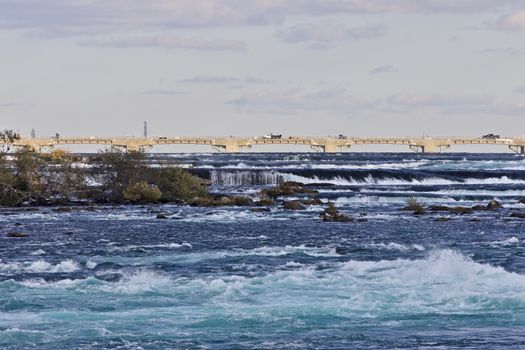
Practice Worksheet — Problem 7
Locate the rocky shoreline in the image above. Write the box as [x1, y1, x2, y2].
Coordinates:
[4, 180, 525, 238]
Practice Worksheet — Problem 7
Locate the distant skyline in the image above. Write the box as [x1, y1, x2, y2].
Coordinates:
[1, 0, 525, 140]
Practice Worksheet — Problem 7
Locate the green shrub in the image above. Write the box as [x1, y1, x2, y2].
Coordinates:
[154, 168, 208, 202]
[92, 148, 148, 202]
[123, 181, 161, 203]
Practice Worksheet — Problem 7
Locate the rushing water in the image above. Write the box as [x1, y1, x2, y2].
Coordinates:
[1, 153, 525, 349]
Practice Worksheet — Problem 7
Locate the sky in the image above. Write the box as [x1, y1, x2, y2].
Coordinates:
[1, 0, 525, 144]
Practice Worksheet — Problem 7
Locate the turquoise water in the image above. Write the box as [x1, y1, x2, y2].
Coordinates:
[1, 153, 525, 349]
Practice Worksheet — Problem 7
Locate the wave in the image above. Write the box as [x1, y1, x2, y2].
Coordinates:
[280, 174, 525, 186]
[196, 160, 431, 170]
[205, 169, 525, 186]
[367, 242, 426, 251]
[29, 249, 46, 256]
[108, 242, 193, 252]
[0, 259, 79, 273]
[489, 237, 520, 247]
[192, 158, 525, 172]
[4, 250, 524, 317]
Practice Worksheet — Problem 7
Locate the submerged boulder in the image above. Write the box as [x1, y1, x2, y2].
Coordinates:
[217, 196, 232, 206]
[511, 212, 525, 219]
[260, 182, 318, 199]
[471, 205, 488, 211]
[229, 196, 253, 206]
[156, 213, 169, 219]
[301, 198, 324, 206]
[53, 207, 73, 213]
[6, 231, 28, 238]
[322, 203, 353, 222]
[486, 199, 503, 210]
[429, 205, 472, 215]
[251, 207, 271, 213]
[190, 195, 253, 207]
[335, 246, 350, 255]
[449, 206, 473, 215]
[255, 198, 275, 206]
[189, 197, 215, 207]
[283, 200, 306, 211]
[429, 205, 450, 212]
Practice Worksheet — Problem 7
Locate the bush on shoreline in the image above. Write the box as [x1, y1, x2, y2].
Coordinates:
[0, 138, 209, 206]
[0, 146, 87, 206]
[123, 181, 162, 203]
[153, 167, 208, 203]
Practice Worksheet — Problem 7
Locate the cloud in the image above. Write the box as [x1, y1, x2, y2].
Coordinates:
[178, 76, 241, 84]
[78, 35, 246, 51]
[275, 21, 384, 46]
[480, 47, 525, 56]
[140, 90, 186, 95]
[229, 87, 375, 113]
[0, 0, 517, 38]
[386, 93, 493, 108]
[492, 10, 525, 31]
[370, 64, 398, 74]
[0, 102, 28, 108]
[515, 85, 525, 93]
[229, 89, 525, 117]
[177, 76, 273, 84]
[385, 93, 525, 116]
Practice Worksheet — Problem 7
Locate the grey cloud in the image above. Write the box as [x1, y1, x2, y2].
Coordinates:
[481, 47, 525, 55]
[0, 102, 28, 108]
[0, 0, 518, 38]
[384, 93, 525, 116]
[515, 85, 525, 93]
[275, 22, 385, 45]
[370, 64, 398, 74]
[78, 36, 247, 51]
[229, 87, 375, 114]
[178, 76, 241, 84]
[178, 76, 273, 84]
[386, 93, 493, 108]
[229, 89, 524, 117]
[140, 90, 186, 95]
[491, 10, 525, 31]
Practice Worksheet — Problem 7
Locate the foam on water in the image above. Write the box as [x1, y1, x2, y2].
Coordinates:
[489, 236, 520, 247]
[6, 250, 522, 316]
[29, 249, 46, 256]
[369, 242, 410, 251]
[0, 259, 80, 273]
[108, 242, 193, 252]
[180, 210, 283, 223]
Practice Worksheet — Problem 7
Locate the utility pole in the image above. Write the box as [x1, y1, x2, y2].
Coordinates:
[143, 121, 148, 138]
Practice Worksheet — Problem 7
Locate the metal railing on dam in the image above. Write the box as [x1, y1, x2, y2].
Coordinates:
[5, 136, 525, 153]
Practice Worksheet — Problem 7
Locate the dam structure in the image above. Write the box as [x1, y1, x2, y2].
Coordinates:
[6, 136, 525, 154]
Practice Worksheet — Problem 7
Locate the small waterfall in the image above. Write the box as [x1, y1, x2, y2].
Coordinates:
[210, 170, 288, 186]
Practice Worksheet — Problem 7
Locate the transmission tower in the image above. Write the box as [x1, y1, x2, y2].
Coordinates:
[31, 128, 36, 139]
[143, 121, 148, 138]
